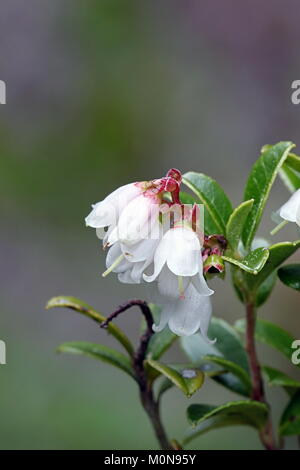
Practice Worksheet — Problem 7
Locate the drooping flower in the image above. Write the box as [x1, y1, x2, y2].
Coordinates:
[85, 183, 142, 245]
[143, 223, 214, 338]
[153, 283, 215, 340]
[271, 189, 300, 235]
[279, 189, 300, 227]
[143, 224, 213, 298]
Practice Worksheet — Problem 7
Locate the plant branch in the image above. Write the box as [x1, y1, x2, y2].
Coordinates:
[101, 299, 172, 450]
[245, 301, 278, 450]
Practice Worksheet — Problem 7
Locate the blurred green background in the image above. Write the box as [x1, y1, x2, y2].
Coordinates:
[0, 0, 300, 449]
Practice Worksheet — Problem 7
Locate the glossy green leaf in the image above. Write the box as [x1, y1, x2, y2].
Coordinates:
[278, 264, 300, 291]
[183, 172, 232, 234]
[157, 362, 224, 400]
[242, 141, 295, 250]
[146, 304, 177, 360]
[203, 355, 251, 391]
[226, 199, 254, 253]
[181, 318, 250, 396]
[262, 365, 300, 388]
[256, 271, 277, 307]
[184, 414, 256, 445]
[246, 241, 300, 290]
[280, 390, 300, 436]
[46, 296, 134, 357]
[223, 247, 269, 274]
[235, 318, 300, 368]
[187, 401, 268, 430]
[57, 341, 135, 378]
[213, 373, 250, 397]
[184, 401, 269, 445]
[147, 359, 205, 397]
[280, 163, 300, 192]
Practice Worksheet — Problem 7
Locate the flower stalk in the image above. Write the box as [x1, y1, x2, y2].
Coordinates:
[101, 300, 172, 450]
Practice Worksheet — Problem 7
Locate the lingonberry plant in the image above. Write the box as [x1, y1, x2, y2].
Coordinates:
[47, 142, 300, 450]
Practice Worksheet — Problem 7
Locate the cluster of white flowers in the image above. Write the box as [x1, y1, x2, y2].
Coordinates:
[85, 169, 214, 339]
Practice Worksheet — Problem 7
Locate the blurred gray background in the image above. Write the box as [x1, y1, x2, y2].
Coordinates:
[0, 0, 299, 449]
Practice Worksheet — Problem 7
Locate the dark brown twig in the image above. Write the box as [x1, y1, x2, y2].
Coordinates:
[101, 299, 172, 450]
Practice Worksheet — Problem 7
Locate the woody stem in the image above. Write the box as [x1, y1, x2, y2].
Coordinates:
[101, 299, 172, 450]
[245, 301, 278, 450]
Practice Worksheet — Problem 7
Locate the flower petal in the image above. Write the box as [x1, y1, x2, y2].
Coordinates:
[105, 243, 132, 273]
[157, 266, 190, 299]
[85, 183, 141, 229]
[198, 296, 216, 344]
[153, 306, 172, 333]
[118, 269, 137, 284]
[279, 189, 300, 223]
[115, 195, 160, 245]
[166, 284, 203, 336]
[165, 228, 201, 276]
[130, 259, 152, 283]
[167, 284, 214, 338]
[85, 200, 116, 228]
[191, 256, 214, 296]
[121, 235, 161, 263]
[143, 233, 169, 282]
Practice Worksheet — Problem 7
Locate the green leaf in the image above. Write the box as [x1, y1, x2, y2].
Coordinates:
[226, 199, 254, 253]
[256, 271, 277, 307]
[157, 362, 223, 400]
[181, 317, 249, 372]
[203, 355, 251, 392]
[157, 377, 174, 400]
[278, 264, 300, 291]
[242, 141, 295, 250]
[46, 296, 134, 357]
[186, 400, 268, 430]
[57, 341, 135, 378]
[222, 247, 269, 274]
[286, 153, 300, 173]
[147, 359, 205, 397]
[183, 172, 232, 234]
[184, 401, 268, 445]
[280, 163, 300, 192]
[246, 241, 300, 290]
[179, 191, 196, 204]
[262, 365, 300, 388]
[181, 318, 250, 396]
[280, 390, 300, 436]
[235, 318, 300, 368]
[146, 304, 177, 360]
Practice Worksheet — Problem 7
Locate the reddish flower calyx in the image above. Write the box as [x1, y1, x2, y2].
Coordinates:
[203, 254, 225, 277]
[166, 168, 182, 183]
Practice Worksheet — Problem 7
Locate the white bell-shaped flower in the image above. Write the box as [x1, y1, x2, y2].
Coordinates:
[85, 183, 141, 232]
[143, 225, 214, 299]
[279, 189, 300, 226]
[153, 283, 215, 339]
